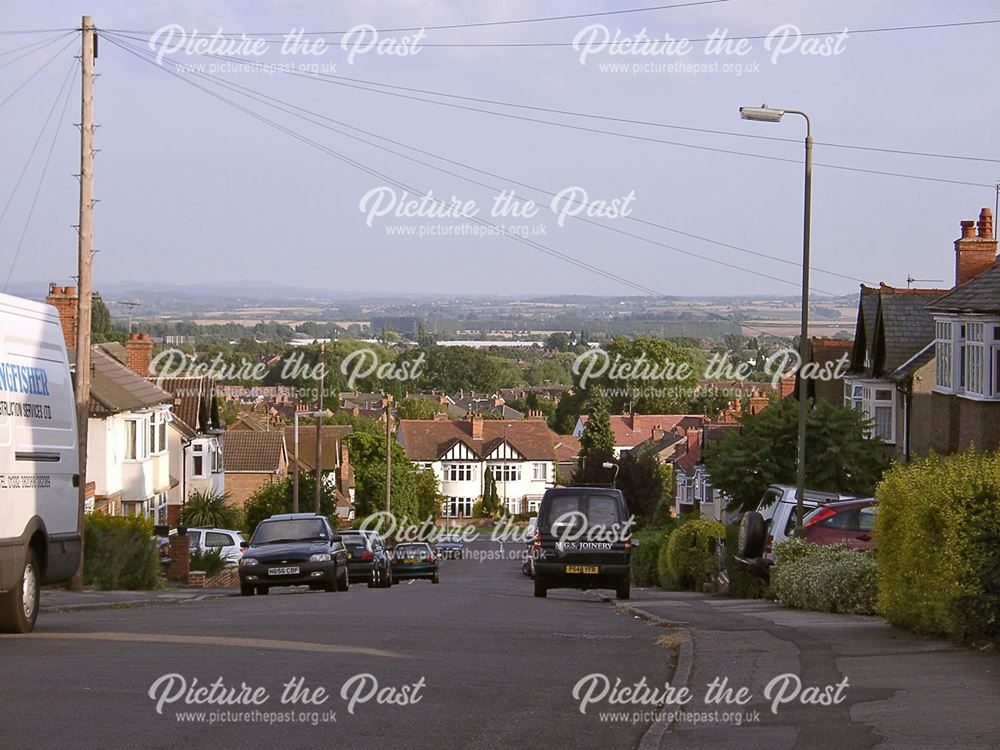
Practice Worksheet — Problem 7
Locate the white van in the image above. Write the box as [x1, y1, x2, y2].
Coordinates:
[0, 293, 80, 632]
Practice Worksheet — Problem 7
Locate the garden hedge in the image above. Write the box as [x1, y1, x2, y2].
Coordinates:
[659, 518, 725, 591]
[83, 513, 160, 590]
[770, 538, 877, 615]
[876, 450, 1000, 645]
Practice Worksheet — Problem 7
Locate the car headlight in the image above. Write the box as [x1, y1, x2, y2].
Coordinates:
[309, 553, 331, 562]
[239, 557, 258, 567]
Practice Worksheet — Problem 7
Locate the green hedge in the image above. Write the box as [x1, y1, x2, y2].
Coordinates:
[770, 538, 877, 615]
[876, 450, 1000, 645]
[659, 518, 725, 591]
[189, 547, 228, 577]
[83, 514, 160, 591]
[631, 530, 669, 586]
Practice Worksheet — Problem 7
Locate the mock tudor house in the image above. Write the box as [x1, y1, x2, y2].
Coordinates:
[397, 414, 557, 517]
[927, 209, 1000, 453]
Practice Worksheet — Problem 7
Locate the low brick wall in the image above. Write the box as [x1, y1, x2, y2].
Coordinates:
[203, 566, 240, 589]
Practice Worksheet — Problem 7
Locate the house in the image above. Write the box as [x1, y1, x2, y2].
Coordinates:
[805, 338, 854, 406]
[222, 430, 287, 509]
[571, 413, 706, 458]
[397, 414, 557, 517]
[550, 432, 581, 483]
[284, 424, 356, 521]
[47, 284, 176, 522]
[673, 424, 739, 522]
[927, 208, 1000, 453]
[449, 392, 523, 421]
[843, 284, 946, 459]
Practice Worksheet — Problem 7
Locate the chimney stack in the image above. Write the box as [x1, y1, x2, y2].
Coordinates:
[955, 209, 997, 286]
[469, 412, 484, 440]
[46, 283, 78, 350]
[686, 427, 700, 452]
[125, 332, 154, 376]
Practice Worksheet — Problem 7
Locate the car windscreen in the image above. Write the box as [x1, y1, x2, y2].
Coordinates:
[395, 545, 429, 558]
[252, 520, 328, 545]
[342, 538, 368, 552]
[542, 494, 622, 529]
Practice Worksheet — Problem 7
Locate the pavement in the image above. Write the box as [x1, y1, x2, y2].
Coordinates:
[4, 548, 998, 748]
[613, 588, 1000, 749]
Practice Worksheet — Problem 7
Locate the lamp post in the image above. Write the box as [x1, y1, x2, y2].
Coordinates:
[739, 104, 812, 533]
[503, 423, 511, 515]
[602, 461, 620, 489]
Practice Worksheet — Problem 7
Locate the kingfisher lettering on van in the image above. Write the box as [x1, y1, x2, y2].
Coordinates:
[0, 362, 50, 396]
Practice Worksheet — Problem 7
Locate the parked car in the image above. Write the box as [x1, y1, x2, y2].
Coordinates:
[532, 487, 633, 600]
[0, 293, 81, 633]
[798, 498, 877, 551]
[434, 534, 465, 559]
[186, 527, 246, 564]
[340, 530, 392, 588]
[735, 484, 858, 568]
[390, 543, 439, 584]
[238, 513, 348, 596]
[156, 537, 172, 573]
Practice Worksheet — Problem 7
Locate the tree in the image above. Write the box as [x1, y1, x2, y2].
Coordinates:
[243, 473, 340, 536]
[180, 489, 240, 529]
[545, 331, 571, 352]
[616, 448, 665, 522]
[703, 399, 888, 514]
[575, 396, 616, 485]
[396, 396, 443, 420]
[346, 431, 442, 525]
[481, 468, 501, 517]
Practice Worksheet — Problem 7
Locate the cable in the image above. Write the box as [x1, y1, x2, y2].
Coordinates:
[0, 30, 73, 59]
[3, 60, 78, 291]
[103, 33, 769, 336]
[0, 31, 74, 67]
[102, 32, 994, 189]
[106, 34, 865, 290]
[0, 36, 76, 109]
[101, 1, 735, 36]
[0, 28, 74, 36]
[105, 33, 849, 295]
[104, 17, 1000, 46]
[0, 58, 78, 230]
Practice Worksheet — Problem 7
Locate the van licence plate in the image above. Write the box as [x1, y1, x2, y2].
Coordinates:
[268, 566, 299, 576]
[565, 565, 599, 574]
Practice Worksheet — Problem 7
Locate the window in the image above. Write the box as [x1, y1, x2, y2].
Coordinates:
[492, 463, 521, 483]
[532, 462, 547, 481]
[935, 320, 952, 389]
[124, 418, 148, 460]
[205, 532, 234, 548]
[443, 497, 473, 518]
[966, 323, 985, 396]
[191, 443, 206, 478]
[844, 382, 863, 411]
[149, 412, 168, 454]
[147, 493, 168, 526]
[858, 384, 895, 444]
[937, 318, 1000, 399]
[446, 463, 475, 482]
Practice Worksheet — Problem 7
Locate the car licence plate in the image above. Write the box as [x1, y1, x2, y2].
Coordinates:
[565, 565, 599, 574]
[268, 566, 300, 576]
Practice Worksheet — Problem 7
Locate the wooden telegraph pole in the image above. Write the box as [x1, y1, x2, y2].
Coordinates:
[314, 342, 324, 515]
[69, 16, 95, 591]
[385, 395, 392, 514]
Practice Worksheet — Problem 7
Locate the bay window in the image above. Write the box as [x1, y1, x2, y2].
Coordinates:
[935, 316, 1000, 400]
[445, 463, 475, 482]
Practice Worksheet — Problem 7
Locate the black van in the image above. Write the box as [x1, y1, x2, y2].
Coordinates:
[532, 487, 633, 600]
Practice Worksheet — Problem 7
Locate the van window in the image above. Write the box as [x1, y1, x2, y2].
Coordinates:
[543, 494, 622, 528]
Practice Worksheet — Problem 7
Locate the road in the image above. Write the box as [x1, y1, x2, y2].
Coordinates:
[0, 540, 674, 749]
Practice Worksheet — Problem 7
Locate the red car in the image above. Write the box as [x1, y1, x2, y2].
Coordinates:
[799, 498, 877, 551]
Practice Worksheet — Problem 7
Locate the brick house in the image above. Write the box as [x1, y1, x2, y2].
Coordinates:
[222, 430, 287, 509]
[927, 209, 1000, 453]
[571, 413, 706, 458]
[285, 424, 356, 522]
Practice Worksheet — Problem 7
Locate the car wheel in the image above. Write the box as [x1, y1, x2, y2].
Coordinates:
[336, 565, 349, 592]
[257, 586, 269, 596]
[368, 569, 376, 588]
[738, 512, 767, 558]
[616, 576, 631, 601]
[432, 571, 440, 584]
[0, 549, 39, 633]
[240, 582, 255, 597]
[533, 576, 547, 598]
[381, 567, 392, 588]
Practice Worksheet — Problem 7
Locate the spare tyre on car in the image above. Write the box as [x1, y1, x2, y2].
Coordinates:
[737, 511, 766, 558]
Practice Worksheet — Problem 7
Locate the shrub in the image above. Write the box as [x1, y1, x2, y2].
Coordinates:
[876, 450, 1000, 645]
[181, 489, 240, 529]
[189, 547, 228, 577]
[770, 539, 877, 615]
[661, 518, 726, 591]
[472, 499, 486, 518]
[83, 513, 160, 590]
[631, 529, 668, 587]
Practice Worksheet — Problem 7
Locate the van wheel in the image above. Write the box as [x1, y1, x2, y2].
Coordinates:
[0, 550, 39, 633]
[616, 577, 631, 601]
[534, 577, 547, 598]
[240, 582, 255, 597]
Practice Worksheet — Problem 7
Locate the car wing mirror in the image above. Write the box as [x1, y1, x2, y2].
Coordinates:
[239, 541, 249, 549]
[330, 534, 342, 543]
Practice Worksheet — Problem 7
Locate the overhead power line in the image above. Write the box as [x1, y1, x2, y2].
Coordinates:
[103, 33, 992, 189]
[103, 33, 784, 336]
[0, 35, 76, 110]
[104, 33, 853, 295]
[104, 33, 866, 291]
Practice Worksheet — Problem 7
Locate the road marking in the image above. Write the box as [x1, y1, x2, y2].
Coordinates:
[1, 631, 404, 658]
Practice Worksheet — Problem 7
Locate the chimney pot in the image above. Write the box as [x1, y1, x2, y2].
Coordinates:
[978, 207, 994, 239]
[64, 286, 75, 296]
[960, 220, 976, 239]
[955, 210, 998, 285]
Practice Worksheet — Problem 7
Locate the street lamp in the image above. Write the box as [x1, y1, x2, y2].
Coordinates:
[740, 103, 813, 533]
[292, 408, 333, 513]
[602, 461, 620, 488]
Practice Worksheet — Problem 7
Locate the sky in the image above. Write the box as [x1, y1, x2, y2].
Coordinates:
[1, 0, 998, 301]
